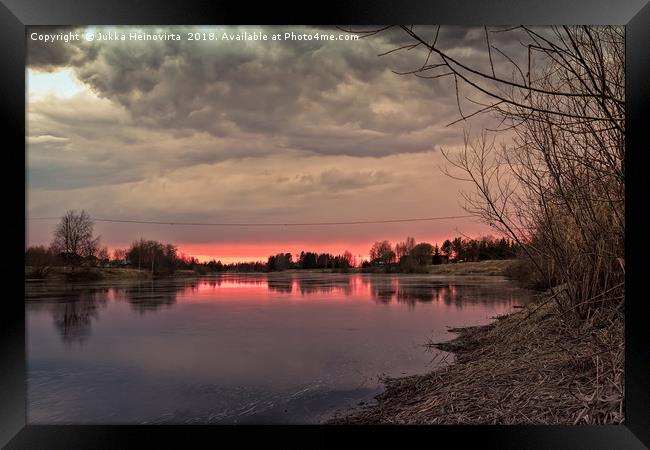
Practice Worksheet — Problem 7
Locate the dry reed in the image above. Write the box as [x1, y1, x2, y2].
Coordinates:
[327, 291, 624, 425]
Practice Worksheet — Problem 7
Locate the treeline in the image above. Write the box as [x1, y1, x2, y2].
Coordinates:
[24, 211, 206, 277]
[267, 251, 354, 271]
[25, 238, 204, 276]
[364, 235, 517, 270]
[121, 238, 200, 274]
[26, 210, 518, 278]
[205, 261, 268, 273]
[24, 210, 358, 276]
[440, 236, 518, 262]
[197, 251, 355, 273]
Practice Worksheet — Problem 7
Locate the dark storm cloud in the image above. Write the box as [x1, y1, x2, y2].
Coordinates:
[27, 27, 87, 69]
[28, 40, 78, 69]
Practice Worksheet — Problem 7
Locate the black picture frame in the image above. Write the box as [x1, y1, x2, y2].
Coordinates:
[2, 1, 649, 448]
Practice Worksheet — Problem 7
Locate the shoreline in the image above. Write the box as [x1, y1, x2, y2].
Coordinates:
[25, 266, 199, 282]
[327, 290, 624, 425]
[25, 259, 516, 282]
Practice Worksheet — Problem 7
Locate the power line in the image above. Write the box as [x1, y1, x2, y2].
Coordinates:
[27, 214, 475, 227]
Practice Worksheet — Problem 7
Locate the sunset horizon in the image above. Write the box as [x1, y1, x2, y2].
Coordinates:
[28, 213, 495, 264]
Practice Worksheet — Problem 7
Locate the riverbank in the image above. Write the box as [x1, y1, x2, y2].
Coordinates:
[282, 260, 515, 276]
[25, 266, 199, 282]
[25, 259, 516, 281]
[327, 289, 624, 425]
[426, 259, 513, 276]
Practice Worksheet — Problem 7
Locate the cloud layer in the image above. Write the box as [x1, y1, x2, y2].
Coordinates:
[27, 25, 520, 259]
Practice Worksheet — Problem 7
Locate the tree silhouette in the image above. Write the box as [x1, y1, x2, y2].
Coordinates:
[51, 210, 100, 266]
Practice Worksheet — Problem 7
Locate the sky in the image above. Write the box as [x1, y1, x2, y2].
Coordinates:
[26, 25, 526, 263]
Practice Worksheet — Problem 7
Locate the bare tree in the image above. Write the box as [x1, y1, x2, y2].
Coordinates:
[370, 240, 396, 264]
[51, 210, 101, 265]
[356, 25, 624, 321]
[395, 236, 416, 259]
[113, 248, 128, 261]
[97, 246, 110, 266]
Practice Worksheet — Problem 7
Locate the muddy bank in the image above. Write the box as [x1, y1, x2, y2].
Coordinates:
[327, 292, 624, 425]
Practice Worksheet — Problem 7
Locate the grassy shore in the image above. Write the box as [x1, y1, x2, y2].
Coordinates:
[26, 259, 517, 282]
[425, 259, 514, 276]
[25, 266, 199, 282]
[327, 289, 624, 425]
[282, 260, 515, 276]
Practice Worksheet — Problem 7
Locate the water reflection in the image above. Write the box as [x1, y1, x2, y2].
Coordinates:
[27, 273, 533, 424]
[115, 282, 189, 314]
[363, 278, 461, 306]
[26, 281, 196, 344]
[296, 275, 352, 296]
[367, 277, 397, 303]
[27, 275, 529, 346]
[396, 284, 437, 304]
[368, 278, 525, 308]
[50, 289, 108, 346]
[267, 277, 293, 294]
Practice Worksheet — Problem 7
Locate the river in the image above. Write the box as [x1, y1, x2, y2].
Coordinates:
[26, 272, 533, 424]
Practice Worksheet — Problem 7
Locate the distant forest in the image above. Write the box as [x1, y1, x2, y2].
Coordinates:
[25, 211, 517, 276]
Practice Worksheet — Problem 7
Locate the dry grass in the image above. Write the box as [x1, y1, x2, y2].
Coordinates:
[426, 260, 515, 276]
[24, 266, 210, 281]
[328, 291, 624, 425]
[26, 266, 154, 281]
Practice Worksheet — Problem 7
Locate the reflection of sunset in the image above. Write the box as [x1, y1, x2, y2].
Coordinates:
[164, 274, 527, 310]
[27, 273, 533, 423]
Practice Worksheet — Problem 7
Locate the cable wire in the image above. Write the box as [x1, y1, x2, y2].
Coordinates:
[27, 214, 475, 227]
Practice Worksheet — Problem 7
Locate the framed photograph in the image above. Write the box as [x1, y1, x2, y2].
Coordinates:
[2, 0, 649, 448]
